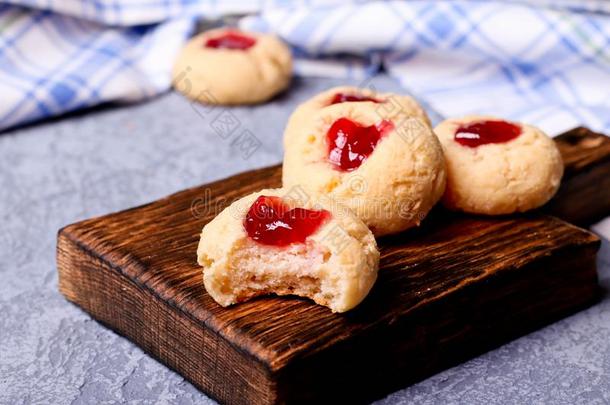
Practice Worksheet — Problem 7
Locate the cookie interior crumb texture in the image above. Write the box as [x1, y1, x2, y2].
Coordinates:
[197, 188, 380, 313]
[435, 115, 564, 215]
[172, 28, 293, 105]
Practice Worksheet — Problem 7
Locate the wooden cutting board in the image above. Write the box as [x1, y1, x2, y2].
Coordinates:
[57, 127, 610, 405]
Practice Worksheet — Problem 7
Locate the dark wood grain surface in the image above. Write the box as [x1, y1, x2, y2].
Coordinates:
[57, 128, 610, 404]
[547, 127, 610, 225]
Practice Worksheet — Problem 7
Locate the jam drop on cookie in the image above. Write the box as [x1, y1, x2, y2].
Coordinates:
[205, 32, 256, 50]
[327, 118, 394, 172]
[244, 196, 331, 246]
[455, 120, 522, 147]
[330, 93, 380, 105]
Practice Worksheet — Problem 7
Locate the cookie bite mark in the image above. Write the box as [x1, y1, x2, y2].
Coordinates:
[327, 118, 394, 172]
[455, 119, 522, 147]
[330, 93, 381, 105]
[205, 31, 256, 50]
[244, 195, 331, 246]
[197, 189, 379, 313]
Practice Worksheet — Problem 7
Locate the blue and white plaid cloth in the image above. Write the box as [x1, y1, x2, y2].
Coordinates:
[241, 0, 610, 135]
[0, 0, 312, 130]
[1, 0, 610, 134]
[0, 5, 194, 131]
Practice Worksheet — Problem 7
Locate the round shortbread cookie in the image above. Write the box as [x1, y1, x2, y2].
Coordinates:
[284, 86, 431, 157]
[197, 188, 379, 313]
[172, 28, 292, 105]
[282, 90, 446, 237]
[292, 85, 431, 123]
[434, 115, 564, 215]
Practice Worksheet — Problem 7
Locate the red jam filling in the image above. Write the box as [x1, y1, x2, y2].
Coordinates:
[330, 93, 380, 105]
[244, 196, 331, 246]
[205, 32, 256, 50]
[455, 120, 522, 147]
[327, 118, 394, 172]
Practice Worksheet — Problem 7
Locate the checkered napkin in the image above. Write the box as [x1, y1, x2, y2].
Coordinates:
[0, 3, 199, 131]
[0, 0, 358, 131]
[3, 1, 610, 135]
[241, 0, 610, 135]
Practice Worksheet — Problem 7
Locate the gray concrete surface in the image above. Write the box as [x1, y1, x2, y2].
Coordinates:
[1, 76, 609, 405]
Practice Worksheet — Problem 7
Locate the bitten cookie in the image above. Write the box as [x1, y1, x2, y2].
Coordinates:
[282, 88, 446, 236]
[434, 115, 563, 215]
[197, 188, 379, 313]
[172, 28, 292, 105]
